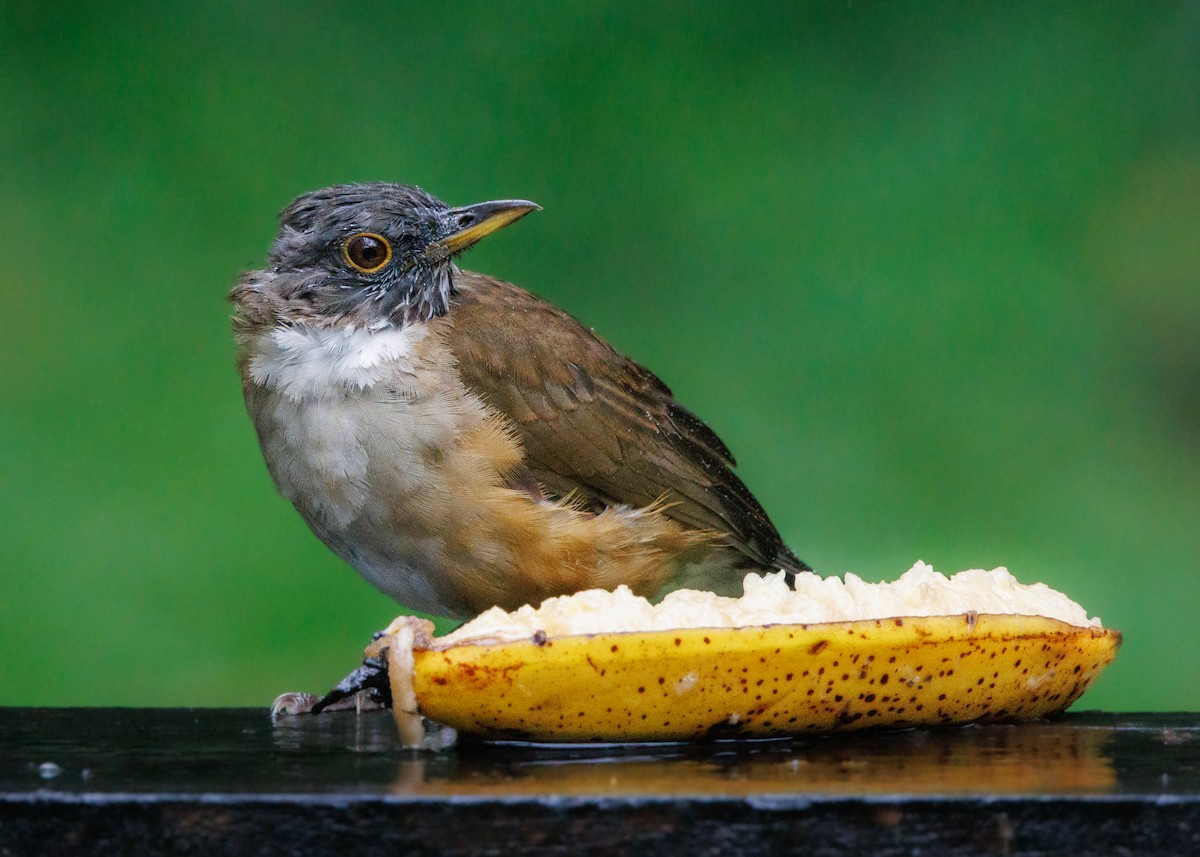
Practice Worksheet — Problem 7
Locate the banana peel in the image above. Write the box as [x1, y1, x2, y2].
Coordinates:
[369, 611, 1120, 744]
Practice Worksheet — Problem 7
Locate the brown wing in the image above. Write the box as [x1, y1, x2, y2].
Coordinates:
[442, 270, 807, 574]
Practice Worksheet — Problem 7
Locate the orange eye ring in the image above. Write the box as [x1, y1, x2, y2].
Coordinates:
[343, 232, 393, 273]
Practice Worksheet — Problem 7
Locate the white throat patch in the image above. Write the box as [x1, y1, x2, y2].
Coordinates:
[248, 323, 427, 400]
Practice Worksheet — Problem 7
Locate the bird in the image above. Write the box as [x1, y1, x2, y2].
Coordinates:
[230, 182, 807, 620]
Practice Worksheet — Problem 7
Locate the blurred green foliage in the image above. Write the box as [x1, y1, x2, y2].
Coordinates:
[1, 1, 1197, 711]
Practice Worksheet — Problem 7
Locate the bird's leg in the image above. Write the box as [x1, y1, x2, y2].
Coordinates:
[270, 646, 392, 717]
[312, 654, 393, 712]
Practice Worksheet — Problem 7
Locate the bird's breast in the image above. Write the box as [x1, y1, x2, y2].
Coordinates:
[238, 321, 481, 533]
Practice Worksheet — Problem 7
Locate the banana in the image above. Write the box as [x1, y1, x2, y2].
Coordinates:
[366, 565, 1120, 744]
[374, 613, 1115, 743]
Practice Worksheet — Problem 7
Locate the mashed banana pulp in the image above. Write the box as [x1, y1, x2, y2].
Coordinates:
[442, 561, 1101, 646]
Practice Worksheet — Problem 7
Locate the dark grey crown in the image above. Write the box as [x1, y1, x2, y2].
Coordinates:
[266, 183, 457, 328]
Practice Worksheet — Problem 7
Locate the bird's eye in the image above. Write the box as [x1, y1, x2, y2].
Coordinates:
[342, 233, 392, 273]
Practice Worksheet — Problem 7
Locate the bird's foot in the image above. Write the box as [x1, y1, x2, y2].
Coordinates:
[268, 617, 452, 749]
[270, 654, 392, 717]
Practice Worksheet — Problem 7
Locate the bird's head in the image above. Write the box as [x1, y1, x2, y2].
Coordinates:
[232, 182, 538, 330]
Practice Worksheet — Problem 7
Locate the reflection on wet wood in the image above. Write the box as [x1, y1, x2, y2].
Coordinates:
[2, 709, 1196, 856]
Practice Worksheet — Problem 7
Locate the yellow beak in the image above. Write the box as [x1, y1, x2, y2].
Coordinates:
[430, 199, 540, 258]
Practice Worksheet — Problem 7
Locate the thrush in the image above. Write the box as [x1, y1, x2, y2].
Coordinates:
[231, 183, 807, 620]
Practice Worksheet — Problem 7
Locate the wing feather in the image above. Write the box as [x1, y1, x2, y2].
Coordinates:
[441, 271, 807, 573]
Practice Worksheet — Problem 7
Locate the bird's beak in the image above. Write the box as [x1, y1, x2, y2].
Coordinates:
[429, 199, 541, 259]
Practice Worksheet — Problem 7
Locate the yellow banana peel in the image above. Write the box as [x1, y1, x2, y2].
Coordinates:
[370, 611, 1120, 744]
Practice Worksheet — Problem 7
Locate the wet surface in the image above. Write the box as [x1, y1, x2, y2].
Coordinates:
[2, 708, 1197, 801]
[4, 709, 1199, 855]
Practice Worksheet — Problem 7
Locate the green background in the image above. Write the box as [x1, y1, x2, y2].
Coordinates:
[2, 2, 1196, 711]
